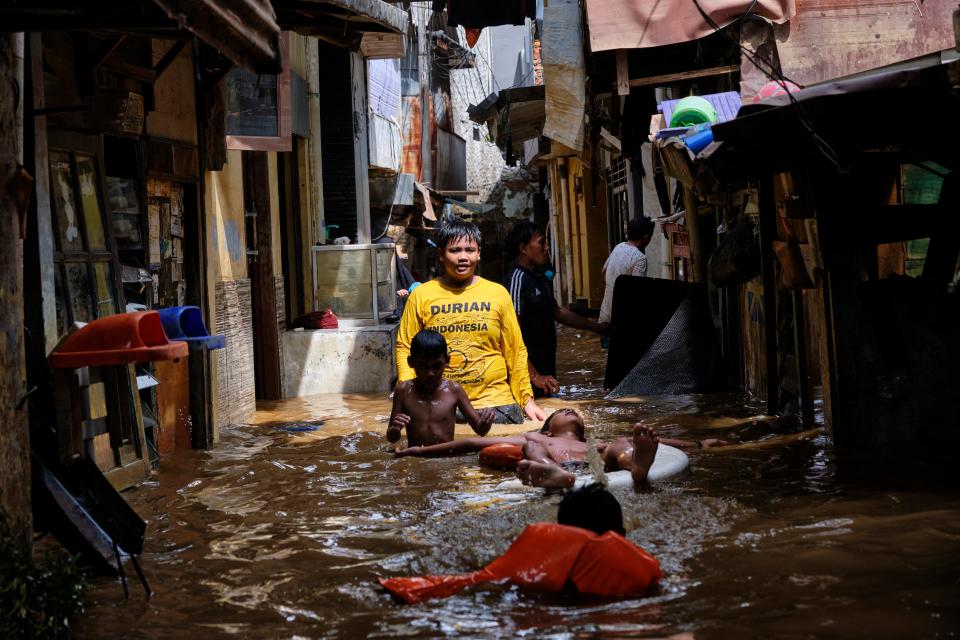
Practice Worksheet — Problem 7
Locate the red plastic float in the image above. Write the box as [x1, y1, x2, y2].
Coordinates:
[380, 523, 661, 603]
[478, 443, 524, 471]
[49, 311, 188, 368]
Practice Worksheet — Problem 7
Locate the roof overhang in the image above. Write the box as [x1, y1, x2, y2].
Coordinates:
[274, 0, 409, 46]
[585, 0, 794, 52]
[657, 49, 960, 193]
[0, 0, 284, 72]
[470, 85, 546, 159]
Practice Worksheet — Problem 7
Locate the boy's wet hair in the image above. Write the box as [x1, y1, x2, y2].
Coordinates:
[557, 483, 626, 536]
[505, 220, 545, 258]
[540, 408, 585, 441]
[434, 214, 482, 251]
[410, 329, 448, 361]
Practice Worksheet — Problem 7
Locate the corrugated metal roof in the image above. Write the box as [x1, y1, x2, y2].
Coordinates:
[659, 91, 742, 128]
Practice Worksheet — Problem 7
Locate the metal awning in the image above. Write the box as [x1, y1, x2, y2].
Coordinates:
[585, 0, 794, 52]
[469, 85, 546, 158]
[657, 49, 960, 192]
[273, 0, 409, 41]
[153, 0, 282, 72]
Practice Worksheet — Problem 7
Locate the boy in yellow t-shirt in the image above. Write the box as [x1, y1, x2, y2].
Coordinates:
[395, 216, 545, 424]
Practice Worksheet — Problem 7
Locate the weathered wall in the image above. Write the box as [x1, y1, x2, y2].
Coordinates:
[207, 150, 247, 281]
[449, 28, 509, 204]
[206, 150, 254, 429]
[0, 32, 30, 536]
[281, 326, 397, 397]
[147, 40, 197, 144]
[771, 0, 956, 89]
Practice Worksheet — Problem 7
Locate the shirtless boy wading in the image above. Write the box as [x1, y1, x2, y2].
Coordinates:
[388, 330, 495, 447]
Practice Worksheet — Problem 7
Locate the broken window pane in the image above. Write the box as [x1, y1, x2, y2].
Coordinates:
[50, 152, 84, 252]
[77, 155, 107, 251]
[65, 262, 95, 323]
[93, 262, 117, 317]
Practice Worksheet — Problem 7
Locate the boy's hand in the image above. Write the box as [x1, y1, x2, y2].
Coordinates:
[387, 413, 409, 443]
[394, 446, 416, 457]
[389, 413, 411, 431]
[476, 408, 496, 435]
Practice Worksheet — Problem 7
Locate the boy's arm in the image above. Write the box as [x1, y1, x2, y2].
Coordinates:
[452, 383, 495, 436]
[395, 436, 525, 457]
[387, 384, 410, 443]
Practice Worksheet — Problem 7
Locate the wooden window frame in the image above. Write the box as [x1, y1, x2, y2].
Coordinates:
[48, 131, 125, 332]
[226, 32, 292, 153]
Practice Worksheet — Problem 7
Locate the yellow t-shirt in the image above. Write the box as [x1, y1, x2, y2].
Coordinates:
[396, 277, 533, 409]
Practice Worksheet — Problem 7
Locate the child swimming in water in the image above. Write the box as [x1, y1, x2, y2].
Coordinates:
[388, 330, 496, 447]
[394, 407, 589, 469]
[396, 407, 728, 488]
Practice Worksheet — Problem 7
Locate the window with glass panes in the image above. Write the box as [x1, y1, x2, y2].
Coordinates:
[49, 148, 121, 337]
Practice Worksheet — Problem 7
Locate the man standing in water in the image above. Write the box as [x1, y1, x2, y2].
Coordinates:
[598, 217, 655, 333]
[504, 221, 606, 397]
[396, 216, 547, 423]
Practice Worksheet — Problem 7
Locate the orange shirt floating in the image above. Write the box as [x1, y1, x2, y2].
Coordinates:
[380, 523, 661, 604]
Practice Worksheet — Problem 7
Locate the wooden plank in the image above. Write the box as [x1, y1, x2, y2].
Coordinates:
[91, 35, 126, 71]
[616, 50, 630, 96]
[758, 176, 779, 415]
[245, 152, 283, 400]
[351, 49, 371, 242]
[154, 357, 190, 455]
[153, 40, 189, 79]
[628, 64, 739, 88]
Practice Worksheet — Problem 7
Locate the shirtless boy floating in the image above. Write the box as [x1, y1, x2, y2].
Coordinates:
[388, 330, 496, 447]
[395, 407, 728, 488]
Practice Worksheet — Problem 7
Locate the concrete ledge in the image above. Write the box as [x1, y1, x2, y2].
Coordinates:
[281, 324, 398, 397]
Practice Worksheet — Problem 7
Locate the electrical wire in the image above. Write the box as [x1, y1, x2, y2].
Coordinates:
[690, 0, 840, 169]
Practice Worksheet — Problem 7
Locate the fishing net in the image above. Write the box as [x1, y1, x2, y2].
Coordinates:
[604, 277, 727, 397]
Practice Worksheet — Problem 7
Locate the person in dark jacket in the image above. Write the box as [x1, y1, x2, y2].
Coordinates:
[503, 221, 606, 397]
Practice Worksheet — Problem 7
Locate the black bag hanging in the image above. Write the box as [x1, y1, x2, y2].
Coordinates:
[708, 219, 761, 287]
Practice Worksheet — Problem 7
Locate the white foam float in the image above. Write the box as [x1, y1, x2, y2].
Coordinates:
[496, 444, 689, 492]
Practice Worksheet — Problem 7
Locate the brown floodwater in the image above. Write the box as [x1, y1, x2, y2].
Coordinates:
[76, 327, 960, 639]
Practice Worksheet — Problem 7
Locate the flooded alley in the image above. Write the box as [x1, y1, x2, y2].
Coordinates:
[76, 329, 960, 639]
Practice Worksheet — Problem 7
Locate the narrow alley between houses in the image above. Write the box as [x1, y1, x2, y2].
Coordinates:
[2, 1, 960, 639]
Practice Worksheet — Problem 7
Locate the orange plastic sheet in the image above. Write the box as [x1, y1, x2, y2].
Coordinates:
[380, 523, 661, 604]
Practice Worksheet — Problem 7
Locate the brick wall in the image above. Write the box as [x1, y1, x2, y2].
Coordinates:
[275, 275, 286, 394]
[214, 278, 256, 427]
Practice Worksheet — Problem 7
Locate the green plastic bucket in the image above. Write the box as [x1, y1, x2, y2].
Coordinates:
[670, 96, 719, 128]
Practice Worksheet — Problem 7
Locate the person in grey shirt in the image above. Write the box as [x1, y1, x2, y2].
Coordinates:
[599, 217, 655, 331]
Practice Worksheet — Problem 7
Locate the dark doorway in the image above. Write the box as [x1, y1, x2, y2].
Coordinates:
[243, 151, 282, 400]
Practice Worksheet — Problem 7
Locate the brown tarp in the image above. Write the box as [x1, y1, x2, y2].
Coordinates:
[585, 0, 794, 52]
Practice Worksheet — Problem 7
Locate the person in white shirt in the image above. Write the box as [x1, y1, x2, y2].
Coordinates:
[598, 217, 655, 331]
